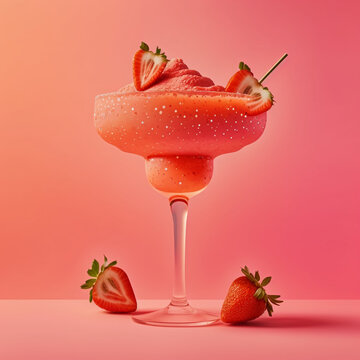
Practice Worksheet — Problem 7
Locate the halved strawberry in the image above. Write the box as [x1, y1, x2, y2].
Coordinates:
[225, 62, 273, 116]
[133, 42, 168, 91]
[81, 256, 137, 313]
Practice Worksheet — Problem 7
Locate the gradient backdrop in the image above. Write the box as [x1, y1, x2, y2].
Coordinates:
[1, 0, 359, 300]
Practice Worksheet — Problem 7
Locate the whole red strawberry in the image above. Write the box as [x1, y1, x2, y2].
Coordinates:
[81, 256, 137, 313]
[221, 266, 283, 323]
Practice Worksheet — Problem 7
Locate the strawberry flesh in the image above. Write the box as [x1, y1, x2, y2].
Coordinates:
[133, 43, 168, 91]
[93, 267, 137, 312]
[225, 65, 273, 116]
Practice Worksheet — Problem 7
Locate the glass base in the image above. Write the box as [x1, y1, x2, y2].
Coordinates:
[132, 303, 219, 327]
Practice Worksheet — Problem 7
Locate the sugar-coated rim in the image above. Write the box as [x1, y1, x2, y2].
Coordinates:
[95, 90, 255, 101]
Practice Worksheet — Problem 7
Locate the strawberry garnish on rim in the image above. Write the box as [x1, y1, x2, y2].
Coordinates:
[80, 255, 137, 313]
[226, 62, 274, 115]
[225, 54, 288, 116]
[133, 41, 168, 91]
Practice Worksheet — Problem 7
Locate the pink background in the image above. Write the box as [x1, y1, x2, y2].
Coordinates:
[1, 0, 359, 300]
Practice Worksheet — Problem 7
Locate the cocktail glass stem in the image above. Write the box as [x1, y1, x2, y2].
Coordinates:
[132, 196, 218, 326]
[170, 198, 189, 307]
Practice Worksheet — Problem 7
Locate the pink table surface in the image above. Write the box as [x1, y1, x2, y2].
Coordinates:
[1, 300, 359, 360]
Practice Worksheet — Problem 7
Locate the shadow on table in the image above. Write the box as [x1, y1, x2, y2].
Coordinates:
[99, 308, 360, 332]
[100, 308, 156, 316]
[230, 314, 360, 331]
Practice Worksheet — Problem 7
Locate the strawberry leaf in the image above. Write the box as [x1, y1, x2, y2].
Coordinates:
[269, 298, 283, 305]
[89, 288, 93, 303]
[80, 279, 96, 289]
[87, 269, 98, 277]
[101, 255, 108, 272]
[267, 302, 273, 312]
[140, 42, 149, 51]
[105, 261, 117, 269]
[269, 295, 281, 299]
[254, 287, 262, 298]
[258, 289, 265, 300]
[255, 271, 260, 281]
[239, 61, 251, 71]
[261, 277, 272, 287]
[92, 259, 99, 274]
[266, 302, 273, 317]
[86, 279, 96, 286]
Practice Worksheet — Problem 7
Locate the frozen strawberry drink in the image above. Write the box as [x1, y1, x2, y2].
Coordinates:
[94, 42, 286, 326]
[95, 59, 266, 198]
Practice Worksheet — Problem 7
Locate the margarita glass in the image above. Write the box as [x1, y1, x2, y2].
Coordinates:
[94, 90, 266, 326]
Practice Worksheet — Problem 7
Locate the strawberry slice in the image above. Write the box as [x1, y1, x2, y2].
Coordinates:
[81, 256, 137, 313]
[225, 62, 273, 116]
[133, 42, 168, 91]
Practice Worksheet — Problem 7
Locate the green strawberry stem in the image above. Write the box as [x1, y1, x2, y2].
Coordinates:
[259, 53, 288, 84]
[239, 61, 251, 71]
[80, 255, 117, 302]
[139, 41, 168, 61]
[241, 265, 283, 316]
[140, 42, 149, 51]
